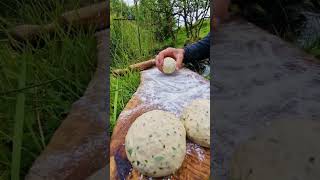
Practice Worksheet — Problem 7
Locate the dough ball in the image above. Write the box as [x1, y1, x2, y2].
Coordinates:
[181, 99, 210, 148]
[125, 110, 186, 177]
[163, 57, 176, 74]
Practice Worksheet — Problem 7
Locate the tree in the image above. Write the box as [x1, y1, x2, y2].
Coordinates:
[175, 0, 209, 41]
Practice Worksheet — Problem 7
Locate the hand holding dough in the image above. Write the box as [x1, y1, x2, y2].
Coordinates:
[162, 57, 176, 74]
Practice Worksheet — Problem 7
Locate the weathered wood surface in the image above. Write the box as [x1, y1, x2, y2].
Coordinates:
[212, 18, 320, 179]
[110, 68, 211, 180]
[25, 29, 109, 180]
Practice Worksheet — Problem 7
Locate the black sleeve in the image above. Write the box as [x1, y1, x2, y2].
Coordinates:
[183, 32, 211, 63]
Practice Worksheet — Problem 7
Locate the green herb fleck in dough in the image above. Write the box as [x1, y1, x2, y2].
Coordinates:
[172, 147, 177, 151]
[137, 161, 140, 166]
[167, 133, 170, 136]
[163, 145, 166, 148]
[145, 160, 148, 163]
[149, 134, 153, 138]
[154, 156, 165, 161]
[136, 146, 139, 150]
[153, 171, 157, 174]
[128, 148, 133, 156]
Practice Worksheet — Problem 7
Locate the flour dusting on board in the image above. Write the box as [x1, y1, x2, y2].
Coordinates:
[187, 142, 206, 161]
[119, 67, 210, 179]
[136, 67, 210, 117]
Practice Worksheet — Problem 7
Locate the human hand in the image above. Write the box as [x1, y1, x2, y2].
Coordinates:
[155, 48, 185, 72]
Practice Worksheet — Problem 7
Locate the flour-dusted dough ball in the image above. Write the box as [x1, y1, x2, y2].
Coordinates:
[125, 110, 186, 177]
[163, 57, 176, 74]
[181, 99, 210, 148]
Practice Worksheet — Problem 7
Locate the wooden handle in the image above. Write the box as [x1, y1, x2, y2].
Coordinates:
[112, 59, 156, 76]
[129, 59, 156, 70]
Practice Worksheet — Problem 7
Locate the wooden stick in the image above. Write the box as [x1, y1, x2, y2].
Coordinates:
[111, 59, 156, 76]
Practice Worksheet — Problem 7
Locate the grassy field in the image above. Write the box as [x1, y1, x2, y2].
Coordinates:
[0, 1, 98, 179]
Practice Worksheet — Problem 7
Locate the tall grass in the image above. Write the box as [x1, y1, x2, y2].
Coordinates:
[109, 72, 140, 133]
[0, 1, 97, 179]
[109, 9, 160, 133]
[10, 50, 28, 180]
[110, 16, 158, 69]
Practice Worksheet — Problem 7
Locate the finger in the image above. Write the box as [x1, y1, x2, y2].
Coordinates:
[157, 53, 165, 72]
[175, 54, 184, 70]
[155, 55, 160, 70]
[161, 48, 175, 59]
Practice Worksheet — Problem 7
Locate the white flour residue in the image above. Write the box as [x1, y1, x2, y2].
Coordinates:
[136, 68, 210, 117]
[118, 104, 147, 120]
[186, 142, 206, 161]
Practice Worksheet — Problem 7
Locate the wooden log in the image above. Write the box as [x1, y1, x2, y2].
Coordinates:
[8, 1, 109, 47]
[60, 1, 109, 31]
[111, 59, 156, 76]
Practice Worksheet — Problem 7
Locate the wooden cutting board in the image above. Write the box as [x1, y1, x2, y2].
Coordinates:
[110, 67, 211, 180]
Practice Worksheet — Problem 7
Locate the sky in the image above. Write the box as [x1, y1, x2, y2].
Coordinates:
[124, 0, 134, 6]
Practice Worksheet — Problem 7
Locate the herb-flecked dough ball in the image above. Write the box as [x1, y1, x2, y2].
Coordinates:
[162, 57, 176, 74]
[125, 110, 186, 177]
[181, 99, 210, 148]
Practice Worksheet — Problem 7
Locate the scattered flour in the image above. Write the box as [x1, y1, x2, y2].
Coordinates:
[121, 67, 210, 178]
[135, 67, 210, 117]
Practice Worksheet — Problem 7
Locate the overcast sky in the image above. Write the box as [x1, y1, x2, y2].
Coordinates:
[124, 0, 134, 6]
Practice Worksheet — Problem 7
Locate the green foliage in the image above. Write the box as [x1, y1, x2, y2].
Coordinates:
[109, 72, 140, 133]
[11, 49, 27, 180]
[110, 17, 157, 68]
[110, 0, 133, 18]
[0, 1, 97, 179]
[169, 19, 210, 48]
[305, 39, 320, 60]
[175, 0, 210, 40]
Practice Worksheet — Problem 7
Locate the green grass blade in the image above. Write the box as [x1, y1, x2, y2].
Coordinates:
[11, 54, 27, 180]
[112, 78, 119, 130]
